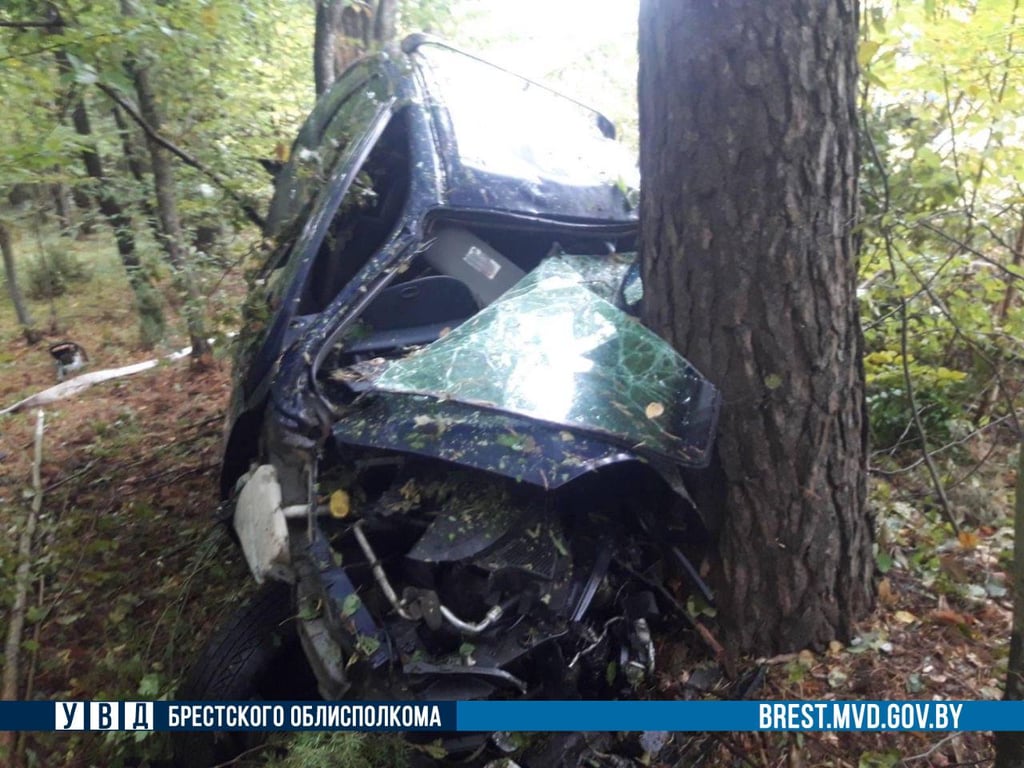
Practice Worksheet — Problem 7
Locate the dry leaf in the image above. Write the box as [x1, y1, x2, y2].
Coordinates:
[958, 530, 980, 550]
[893, 610, 917, 624]
[878, 577, 896, 606]
[931, 609, 969, 626]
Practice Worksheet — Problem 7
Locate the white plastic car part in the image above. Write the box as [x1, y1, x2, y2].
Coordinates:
[234, 464, 291, 583]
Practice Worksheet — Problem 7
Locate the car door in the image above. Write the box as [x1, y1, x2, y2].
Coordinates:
[237, 67, 398, 401]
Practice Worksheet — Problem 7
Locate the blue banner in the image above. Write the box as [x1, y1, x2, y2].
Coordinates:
[1, 700, 1022, 732]
[456, 700, 1012, 732]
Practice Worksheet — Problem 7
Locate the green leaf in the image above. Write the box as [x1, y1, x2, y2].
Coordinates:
[26, 606, 47, 623]
[858, 40, 882, 68]
[875, 549, 894, 574]
[138, 672, 161, 697]
[341, 593, 361, 618]
[355, 634, 380, 657]
[415, 740, 447, 760]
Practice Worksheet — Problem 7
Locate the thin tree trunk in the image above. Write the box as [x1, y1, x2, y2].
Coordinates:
[120, 0, 210, 360]
[55, 66, 165, 348]
[0, 222, 41, 344]
[639, 0, 871, 655]
[66, 91, 165, 348]
[111, 106, 167, 248]
[374, 0, 397, 49]
[69, 186, 95, 236]
[50, 172, 73, 235]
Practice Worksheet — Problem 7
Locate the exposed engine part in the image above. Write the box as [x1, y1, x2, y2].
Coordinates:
[440, 603, 505, 635]
[353, 521, 416, 620]
[404, 659, 528, 694]
[354, 520, 508, 635]
[568, 617, 623, 669]
[624, 618, 655, 686]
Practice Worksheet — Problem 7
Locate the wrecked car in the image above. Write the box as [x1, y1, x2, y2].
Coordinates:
[177, 34, 721, 766]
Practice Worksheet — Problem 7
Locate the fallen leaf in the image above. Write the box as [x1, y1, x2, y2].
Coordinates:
[893, 610, 917, 624]
[878, 577, 896, 606]
[958, 530, 980, 549]
[931, 609, 969, 626]
[827, 667, 848, 688]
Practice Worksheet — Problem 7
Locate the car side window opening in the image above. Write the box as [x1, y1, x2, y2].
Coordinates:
[298, 109, 412, 315]
[265, 68, 391, 242]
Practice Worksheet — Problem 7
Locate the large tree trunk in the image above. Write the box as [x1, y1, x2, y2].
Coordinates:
[638, 0, 872, 655]
[314, 0, 396, 96]
[0, 221, 41, 344]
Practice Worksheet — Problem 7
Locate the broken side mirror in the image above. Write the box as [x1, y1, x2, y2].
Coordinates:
[616, 259, 643, 317]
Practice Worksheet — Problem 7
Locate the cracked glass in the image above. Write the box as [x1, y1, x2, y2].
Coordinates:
[373, 258, 718, 465]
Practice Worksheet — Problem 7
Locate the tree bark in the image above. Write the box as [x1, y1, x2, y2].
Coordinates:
[639, 0, 872, 655]
[0, 222, 41, 344]
[314, 0, 396, 96]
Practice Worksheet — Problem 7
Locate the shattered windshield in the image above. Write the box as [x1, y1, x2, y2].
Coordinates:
[415, 43, 638, 193]
[372, 258, 719, 465]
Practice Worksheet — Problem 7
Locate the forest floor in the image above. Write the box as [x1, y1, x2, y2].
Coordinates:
[0, 224, 1017, 767]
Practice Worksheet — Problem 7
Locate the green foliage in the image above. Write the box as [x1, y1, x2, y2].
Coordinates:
[864, 350, 970, 449]
[273, 732, 409, 768]
[0, 0, 316, 343]
[25, 247, 92, 299]
[859, 0, 1024, 456]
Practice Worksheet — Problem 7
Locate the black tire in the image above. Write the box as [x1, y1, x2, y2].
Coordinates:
[172, 581, 316, 767]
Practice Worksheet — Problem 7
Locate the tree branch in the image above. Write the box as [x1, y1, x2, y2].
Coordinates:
[918, 219, 1024, 283]
[0, 19, 56, 28]
[95, 82, 265, 230]
[2, 411, 45, 719]
[862, 118, 960, 533]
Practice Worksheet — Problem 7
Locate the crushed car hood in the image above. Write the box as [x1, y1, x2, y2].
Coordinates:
[332, 257, 719, 479]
